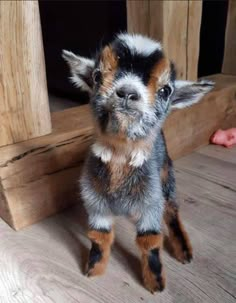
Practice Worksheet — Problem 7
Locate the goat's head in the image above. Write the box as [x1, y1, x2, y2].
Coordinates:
[63, 33, 213, 140]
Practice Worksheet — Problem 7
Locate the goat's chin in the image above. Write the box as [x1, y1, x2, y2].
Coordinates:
[96, 108, 157, 141]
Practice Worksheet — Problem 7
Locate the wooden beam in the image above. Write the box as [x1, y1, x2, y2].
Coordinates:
[0, 1, 51, 147]
[222, 0, 236, 75]
[0, 106, 93, 230]
[0, 74, 235, 230]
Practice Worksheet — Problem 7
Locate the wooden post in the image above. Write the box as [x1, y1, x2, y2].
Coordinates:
[222, 0, 236, 75]
[187, 0, 203, 80]
[127, 0, 202, 80]
[149, 0, 189, 79]
[0, 1, 51, 147]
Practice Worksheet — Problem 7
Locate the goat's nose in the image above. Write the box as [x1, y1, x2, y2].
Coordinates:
[116, 86, 140, 101]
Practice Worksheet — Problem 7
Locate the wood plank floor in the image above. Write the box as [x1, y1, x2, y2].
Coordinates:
[0, 145, 235, 303]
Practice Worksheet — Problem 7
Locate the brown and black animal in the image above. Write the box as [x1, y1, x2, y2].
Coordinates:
[63, 33, 213, 293]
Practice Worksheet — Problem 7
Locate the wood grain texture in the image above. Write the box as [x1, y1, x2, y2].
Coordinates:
[0, 105, 94, 230]
[187, 0, 202, 80]
[150, 1, 189, 79]
[126, 0, 150, 36]
[197, 144, 236, 165]
[222, 0, 236, 75]
[0, 145, 235, 302]
[0, 1, 51, 147]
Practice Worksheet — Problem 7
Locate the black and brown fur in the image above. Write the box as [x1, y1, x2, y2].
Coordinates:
[164, 202, 193, 263]
[136, 232, 165, 292]
[63, 33, 214, 294]
[87, 228, 114, 277]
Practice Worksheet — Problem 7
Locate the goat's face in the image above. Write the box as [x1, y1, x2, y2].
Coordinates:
[63, 34, 213, 140]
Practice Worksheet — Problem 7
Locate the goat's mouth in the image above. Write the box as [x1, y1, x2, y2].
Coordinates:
[96, 109, 138, 136]
[116, 107, 142, 118]
[102, 98, 143, 118]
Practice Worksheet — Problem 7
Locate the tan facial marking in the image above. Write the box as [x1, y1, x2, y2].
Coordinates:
[99, 46, 118, 95]
[147, 58, 171, 103]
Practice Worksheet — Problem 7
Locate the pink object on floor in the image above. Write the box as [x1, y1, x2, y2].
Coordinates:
[210, 128, 236, 148]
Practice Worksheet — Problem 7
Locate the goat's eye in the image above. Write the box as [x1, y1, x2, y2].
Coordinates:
[158, 85, 172, 101]
[93, 69, 102, 83]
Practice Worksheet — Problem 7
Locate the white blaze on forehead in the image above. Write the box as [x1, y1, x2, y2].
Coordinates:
[117, 33, 162, 56]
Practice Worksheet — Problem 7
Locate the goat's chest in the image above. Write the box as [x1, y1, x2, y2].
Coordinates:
[106, 161, 133, 193]
[91, 156, 150, 197]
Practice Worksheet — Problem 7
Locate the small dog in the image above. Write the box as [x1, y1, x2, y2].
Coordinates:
[63, 33, 213, 293]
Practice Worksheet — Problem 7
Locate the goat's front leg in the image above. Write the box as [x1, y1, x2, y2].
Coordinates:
[136, 211, 166, 293]
[164, 200, 193, 263]
[86, 215, 114, 277]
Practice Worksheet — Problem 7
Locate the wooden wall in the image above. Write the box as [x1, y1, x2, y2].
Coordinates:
[127, 0, 202, 81]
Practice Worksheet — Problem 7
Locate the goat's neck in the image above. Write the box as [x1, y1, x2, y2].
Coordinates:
[92, 129, 159, 167]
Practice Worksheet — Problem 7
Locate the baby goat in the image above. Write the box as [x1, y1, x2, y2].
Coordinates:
[63, 33, 213, 293]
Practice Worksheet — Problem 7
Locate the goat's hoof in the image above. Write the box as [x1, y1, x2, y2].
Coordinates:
[171, 236, 193, 264]
[178, 249, 193, 264]
[143, 269, 166, 293]
[85, 262, 106, 277]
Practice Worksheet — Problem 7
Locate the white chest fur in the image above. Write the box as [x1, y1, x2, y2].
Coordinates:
[91, 142, 149, 167]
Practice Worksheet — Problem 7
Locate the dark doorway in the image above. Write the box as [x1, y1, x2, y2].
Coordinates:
[198, 0, 228, 77]
[39, 1, 127, 109]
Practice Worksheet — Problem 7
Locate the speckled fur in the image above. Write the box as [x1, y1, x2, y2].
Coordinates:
[80, 130, 169, 232]
[63, 33, 213, 293]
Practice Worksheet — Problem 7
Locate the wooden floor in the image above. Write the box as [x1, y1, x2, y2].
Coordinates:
[0, 144, 235, 303]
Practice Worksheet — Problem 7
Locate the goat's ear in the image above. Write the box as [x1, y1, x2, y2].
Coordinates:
[170, 80, 214, 109]
[62, 50, 95, 95]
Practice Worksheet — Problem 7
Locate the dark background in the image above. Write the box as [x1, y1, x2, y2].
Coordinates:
[39, 0, 127, 103]
[39, 0, 228, 105]
[198, 0, 228, 77]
